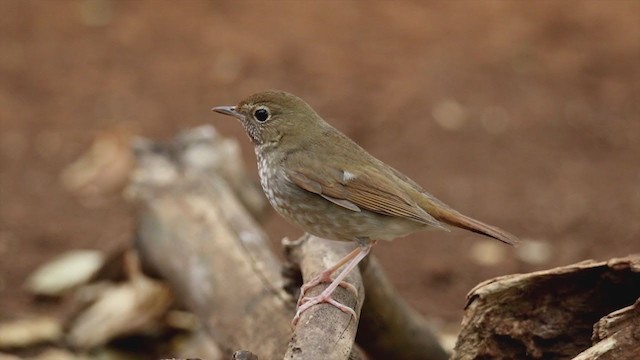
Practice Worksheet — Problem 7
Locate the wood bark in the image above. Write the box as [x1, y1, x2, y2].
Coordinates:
[283, 235, 364, 359]
[574, 297, 640, 359]
[451, 255, 640, 360]
[130, 136, 293, 358]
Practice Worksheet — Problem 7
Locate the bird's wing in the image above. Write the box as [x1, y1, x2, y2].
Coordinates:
[287, 166, 442, 227]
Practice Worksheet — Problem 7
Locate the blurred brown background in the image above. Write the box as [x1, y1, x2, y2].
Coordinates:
[0, 0, 638, 329]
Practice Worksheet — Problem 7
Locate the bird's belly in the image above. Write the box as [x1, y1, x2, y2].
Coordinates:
[258, 160, 424, 242]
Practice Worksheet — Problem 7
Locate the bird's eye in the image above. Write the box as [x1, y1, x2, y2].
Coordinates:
[254, 108, 270, 122]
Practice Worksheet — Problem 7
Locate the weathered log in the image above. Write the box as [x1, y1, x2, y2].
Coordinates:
[128, 126, 292, 358]
[452, 255, 640, 360]
[574, 297, 640, 360]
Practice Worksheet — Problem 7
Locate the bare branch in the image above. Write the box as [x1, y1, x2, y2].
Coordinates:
[283, 235, 364, 360]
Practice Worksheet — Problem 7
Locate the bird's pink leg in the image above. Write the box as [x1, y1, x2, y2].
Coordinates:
[292, 242, 374, 326]
[296, 246, 361, 306]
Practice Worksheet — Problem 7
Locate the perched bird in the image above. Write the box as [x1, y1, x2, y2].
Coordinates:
[213, 90, 518, 324]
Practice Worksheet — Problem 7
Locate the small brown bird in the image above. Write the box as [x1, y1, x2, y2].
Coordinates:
[213, 91, 518, 324]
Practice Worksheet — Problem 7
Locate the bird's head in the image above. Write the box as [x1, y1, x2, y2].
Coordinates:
[213, 90, 323, 147]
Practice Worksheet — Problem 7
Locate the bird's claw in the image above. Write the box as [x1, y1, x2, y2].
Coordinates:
[296, 273, 358, 306]
[292, 293, 357, 326]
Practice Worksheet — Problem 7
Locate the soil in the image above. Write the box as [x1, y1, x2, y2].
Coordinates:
[1, 0, 638, 333]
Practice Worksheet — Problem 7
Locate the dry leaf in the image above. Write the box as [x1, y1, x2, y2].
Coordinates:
[66, 251, 173, 349]
[0, 317, 62, 349]
[61, 126, 135, 206]
[25, 250, 104, 297]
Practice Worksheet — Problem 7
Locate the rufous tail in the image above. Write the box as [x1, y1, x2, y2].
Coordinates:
[435, 209, 519, 246]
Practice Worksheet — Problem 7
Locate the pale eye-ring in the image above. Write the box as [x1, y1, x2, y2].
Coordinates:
[254, 107, 270, 122]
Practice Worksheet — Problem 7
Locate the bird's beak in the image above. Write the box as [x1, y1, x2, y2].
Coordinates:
[212, 106, 244, 120]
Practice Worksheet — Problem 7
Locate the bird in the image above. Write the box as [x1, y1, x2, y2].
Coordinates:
[212, 90, 518, 325]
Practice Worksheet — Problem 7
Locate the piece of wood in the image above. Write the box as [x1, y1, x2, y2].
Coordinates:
[283, 235, 364, 360]
[451, 255, 640, 360]
[573, 291, 640, 359]
[283, 235, 449, 360]
[129, 128, 293, 358]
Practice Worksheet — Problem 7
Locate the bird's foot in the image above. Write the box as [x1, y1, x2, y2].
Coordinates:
[292, 242, 374, 327]
[296, 271, 358, 306]
[292, 290, 357, 326]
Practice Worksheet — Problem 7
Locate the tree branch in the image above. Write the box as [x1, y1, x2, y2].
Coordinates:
[283, 235, 364, 360]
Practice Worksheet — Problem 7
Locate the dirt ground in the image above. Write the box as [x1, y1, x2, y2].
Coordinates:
[1, 0, 638, 333]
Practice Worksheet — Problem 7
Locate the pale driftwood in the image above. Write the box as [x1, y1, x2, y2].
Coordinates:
[172, 125, 268, 220]
[128, 127, 292, 358]
[283, 235, 364, 360]
[451, 255, 640, 360]
[134, 179, 293, 356]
